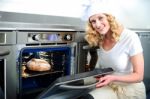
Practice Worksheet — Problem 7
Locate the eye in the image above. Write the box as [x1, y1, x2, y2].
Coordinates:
[90, 20, 96, 24]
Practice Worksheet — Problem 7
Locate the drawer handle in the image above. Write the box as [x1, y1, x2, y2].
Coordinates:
[0, 49, 10, 56]
[59, 81, 98, 89]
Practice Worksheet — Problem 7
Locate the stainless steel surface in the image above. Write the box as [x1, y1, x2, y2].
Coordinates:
[0, 31, 16, 45]
[0, 45, 17, 99]
[0, 11, 85, 31]
[17, 31, 76, 44]
[0, 30, 17, 99]
[0, 48, 10, 58]
[136, 30, 150, 91]
[130, 28, 150, 32]
[0, 21, 84, 31]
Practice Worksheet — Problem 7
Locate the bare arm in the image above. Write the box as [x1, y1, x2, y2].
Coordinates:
[114, 52, 144, 82]
[96, 52, 144, 87]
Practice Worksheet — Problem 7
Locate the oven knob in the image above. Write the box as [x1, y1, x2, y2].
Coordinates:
[64, 34, 72, 41]
[32, 34, 40, 41]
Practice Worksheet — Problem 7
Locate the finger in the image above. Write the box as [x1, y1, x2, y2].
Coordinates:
[96, 81, 108, 88]
[96, 82, 105, 88]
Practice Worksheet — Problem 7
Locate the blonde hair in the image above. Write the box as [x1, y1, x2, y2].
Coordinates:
[85, 13, 121, 47]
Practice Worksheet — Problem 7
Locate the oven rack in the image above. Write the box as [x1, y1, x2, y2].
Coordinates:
[22, 70, 64, 78]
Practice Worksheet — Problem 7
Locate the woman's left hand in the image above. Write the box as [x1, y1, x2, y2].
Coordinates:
[96, 75, 115, 88]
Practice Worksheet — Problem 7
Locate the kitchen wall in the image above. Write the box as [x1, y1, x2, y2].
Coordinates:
[114, 0, 150, 29]
[0, 0, 149, 29]
[0, 0, 83, 17]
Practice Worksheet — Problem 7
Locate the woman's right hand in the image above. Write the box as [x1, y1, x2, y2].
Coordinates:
[95, 75, 115, 88]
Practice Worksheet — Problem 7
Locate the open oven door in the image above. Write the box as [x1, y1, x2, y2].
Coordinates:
[36, 68, 114, 99]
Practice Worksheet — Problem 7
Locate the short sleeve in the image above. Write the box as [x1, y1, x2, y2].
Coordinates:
[129, 33, 143, 56]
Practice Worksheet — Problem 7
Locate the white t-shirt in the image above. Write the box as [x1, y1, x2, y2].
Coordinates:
[97, 29, 143, 74]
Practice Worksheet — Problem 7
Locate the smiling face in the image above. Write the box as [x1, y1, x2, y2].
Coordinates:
[89, 13, 110, 35]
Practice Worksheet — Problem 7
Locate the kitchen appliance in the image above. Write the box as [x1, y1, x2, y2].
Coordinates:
[133, 29, 150, 92]
[16, 29, 80, 99]
[0, 21, 85, 99]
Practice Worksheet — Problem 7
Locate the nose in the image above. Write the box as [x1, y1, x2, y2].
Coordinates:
[95, 20, 101, 29]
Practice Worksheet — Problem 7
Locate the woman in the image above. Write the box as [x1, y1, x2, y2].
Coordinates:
[81, 2, 146, 99]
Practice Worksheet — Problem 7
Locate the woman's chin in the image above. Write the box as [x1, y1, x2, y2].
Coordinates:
[100, 32, 107, 35]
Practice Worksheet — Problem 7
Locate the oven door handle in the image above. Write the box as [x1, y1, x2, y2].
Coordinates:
[59, 81, 99, 89]
[0, 48, 10, 57]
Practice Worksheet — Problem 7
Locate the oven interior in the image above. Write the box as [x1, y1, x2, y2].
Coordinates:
[18, 46, 72, 98]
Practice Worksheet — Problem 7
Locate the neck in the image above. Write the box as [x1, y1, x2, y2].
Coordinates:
[104, 29, 113, 40]
[105, 25, 124, 40]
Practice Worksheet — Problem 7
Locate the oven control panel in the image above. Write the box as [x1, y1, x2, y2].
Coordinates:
[27, 32, 75, 43]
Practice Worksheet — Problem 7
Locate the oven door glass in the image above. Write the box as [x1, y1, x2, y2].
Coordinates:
[18, 46, 72, 99]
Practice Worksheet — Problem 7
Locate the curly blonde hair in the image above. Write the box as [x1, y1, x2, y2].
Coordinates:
[85, 13, 121, 47]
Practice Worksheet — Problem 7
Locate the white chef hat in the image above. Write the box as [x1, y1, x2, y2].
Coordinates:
[81, 0, 117, 21]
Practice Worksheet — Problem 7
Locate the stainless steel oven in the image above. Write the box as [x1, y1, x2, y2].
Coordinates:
[0, 30, 17, 99]
[0, 21, 85, 99]
[15, 29, 79, 99]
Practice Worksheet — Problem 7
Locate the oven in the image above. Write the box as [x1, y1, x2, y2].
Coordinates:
[0, 21, 86, 99]
[15, 30, 78, 99]
[0, 30, 17, 99]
